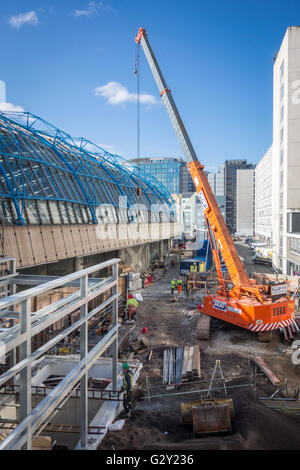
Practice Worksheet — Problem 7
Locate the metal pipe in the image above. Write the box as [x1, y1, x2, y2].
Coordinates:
[143, 383, 254, 400]
[0, 259, 120, 310]
[149, 373, 264, 389]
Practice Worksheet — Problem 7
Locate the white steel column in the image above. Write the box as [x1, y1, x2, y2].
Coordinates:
[112, 262, 118, 390]
[80, 274, 88, 449]
[8, 259, 17, 378]
[19, 298, 32, 449]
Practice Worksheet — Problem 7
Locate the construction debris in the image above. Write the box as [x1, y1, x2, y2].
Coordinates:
[252, 355, 281, 386]
[130, 338, 149, 355]
[183, 310, 200, 321]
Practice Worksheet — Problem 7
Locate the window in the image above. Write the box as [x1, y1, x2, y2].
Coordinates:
[280, 170, 284, 189]
[280, 105, 284, 122]
[290, 238, 300, 255]
[280, 83, 284, 100]
[280, 60, 284, 80]
[279, 237, 283, 256]
[280, 127, 284, 144]
[280, 214, 283, 230]
[280, 149, 284, 165]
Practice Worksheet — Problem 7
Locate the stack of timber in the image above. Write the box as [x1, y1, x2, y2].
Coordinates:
[181, 345, 201, 382]
[119, 264, 134, 274]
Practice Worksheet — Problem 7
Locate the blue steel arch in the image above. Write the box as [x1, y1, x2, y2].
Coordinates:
[0, 111, 174, 226]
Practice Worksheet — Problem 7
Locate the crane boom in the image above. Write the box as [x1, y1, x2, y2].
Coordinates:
[135, 27, 296, 337]
[136, 28, 250, 288]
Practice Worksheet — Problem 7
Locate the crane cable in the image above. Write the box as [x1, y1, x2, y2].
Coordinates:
[134, 44, 141, 225]
[134, 43, 140, 160]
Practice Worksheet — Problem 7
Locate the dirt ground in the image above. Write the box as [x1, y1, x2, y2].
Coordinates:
[100, 263, 300, 450]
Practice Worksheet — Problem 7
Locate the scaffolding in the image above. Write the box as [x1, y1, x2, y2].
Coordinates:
[0, 257, 120, 450]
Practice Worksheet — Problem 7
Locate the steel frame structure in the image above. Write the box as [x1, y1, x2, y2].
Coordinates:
[0, 111, 174, 226]
[0, 257, 120, 450]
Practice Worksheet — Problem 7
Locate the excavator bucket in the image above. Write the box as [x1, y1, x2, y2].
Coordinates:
[192, 402, 232, 436]
[181, 398, 234, 425]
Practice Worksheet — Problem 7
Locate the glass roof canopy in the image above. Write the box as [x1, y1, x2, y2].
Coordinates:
[0, 111, 174, 226]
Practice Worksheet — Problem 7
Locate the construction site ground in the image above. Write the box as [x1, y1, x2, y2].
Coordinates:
[100, 261, 300, 451]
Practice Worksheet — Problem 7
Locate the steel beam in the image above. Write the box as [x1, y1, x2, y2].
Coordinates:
[0, 324, 119, 450]
[0, 258, 120, 450]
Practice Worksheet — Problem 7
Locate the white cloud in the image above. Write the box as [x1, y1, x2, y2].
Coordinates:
[8, 11, 39, 29]
[73, 2, 115, 18]
[94, 81, 157, 106]
[0, 102, 24, 112]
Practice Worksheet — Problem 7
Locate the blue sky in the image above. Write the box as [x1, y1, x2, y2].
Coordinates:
[0, 0, 299, 168]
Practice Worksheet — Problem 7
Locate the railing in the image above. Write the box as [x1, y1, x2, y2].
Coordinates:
[0, 384, 123, 401]
[0, 258, 120, 450]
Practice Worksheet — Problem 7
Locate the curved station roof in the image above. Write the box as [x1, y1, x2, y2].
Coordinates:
[0, 112, 174, 225]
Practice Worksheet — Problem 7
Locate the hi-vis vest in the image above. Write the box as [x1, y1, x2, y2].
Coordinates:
[171, 280, 176, 288]
[123, 371, 133, 392]
[177, 279, 182, 286]
[126, 298, 139, 309]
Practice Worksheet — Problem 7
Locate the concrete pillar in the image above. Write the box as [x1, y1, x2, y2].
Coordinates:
[74, 256, 84, 272]
[117, 244, 152, 272]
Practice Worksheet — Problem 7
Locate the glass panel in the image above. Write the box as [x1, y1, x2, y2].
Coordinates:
[58, 201, 70, 224]
[67, 204, 76, 223]
[73, 204, 83, 223]
[38, 200, 51, 224]
[25, 200, 40, 224]
[0, 198, 13, 224]
[49, 201, 62, 224]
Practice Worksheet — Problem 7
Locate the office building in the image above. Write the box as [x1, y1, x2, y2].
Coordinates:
[272, 27, 300, 274]
[255, 146, 273, 244]
[225, 159, 255, 233]
[128, 157, 194, 195]
[236, 168, 255, 236]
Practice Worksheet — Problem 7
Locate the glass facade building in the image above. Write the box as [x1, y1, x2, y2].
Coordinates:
[129, 157, 194, 195]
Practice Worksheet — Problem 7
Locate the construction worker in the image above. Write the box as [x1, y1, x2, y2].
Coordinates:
[171, 278, 176, 294]
[177, 277, 182, 294]
[121, 362, 133, 414]
[190, 263, 197, 272]
[126, 294, 139, 321]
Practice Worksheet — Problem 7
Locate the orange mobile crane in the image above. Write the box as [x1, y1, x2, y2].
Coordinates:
[135, 27, 298, 339]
